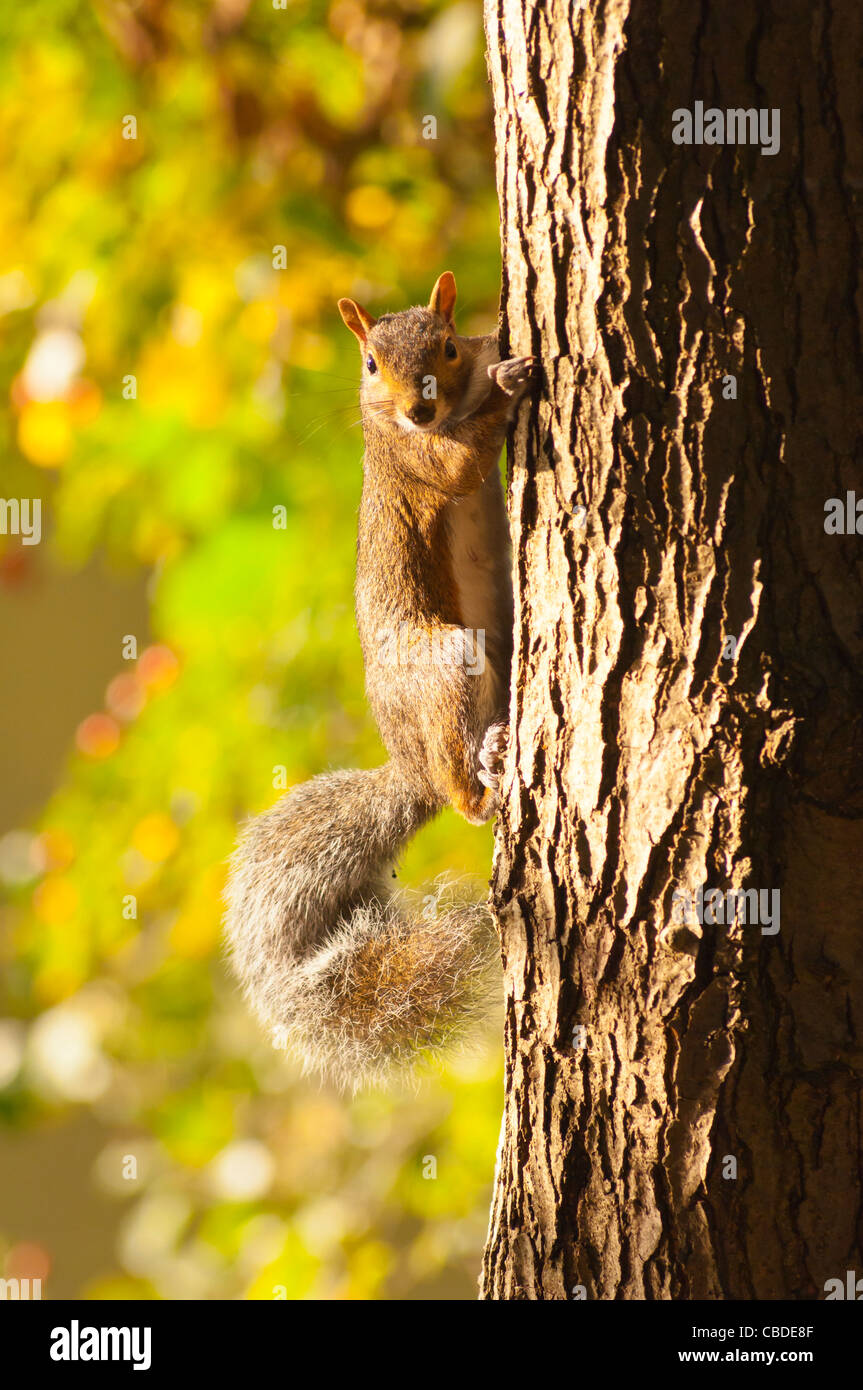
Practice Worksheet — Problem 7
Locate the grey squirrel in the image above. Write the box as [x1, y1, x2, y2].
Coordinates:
[224, 272, 535, 1088]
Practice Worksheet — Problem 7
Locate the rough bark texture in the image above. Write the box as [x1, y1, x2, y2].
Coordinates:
[482, 0, 863, 1300]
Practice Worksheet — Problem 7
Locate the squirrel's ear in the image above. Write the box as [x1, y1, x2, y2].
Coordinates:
[429, 271, 457, 324]
[338, 298, 377, 346]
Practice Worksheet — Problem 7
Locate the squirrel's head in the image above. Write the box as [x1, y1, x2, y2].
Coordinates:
[338, 272, 477, 433]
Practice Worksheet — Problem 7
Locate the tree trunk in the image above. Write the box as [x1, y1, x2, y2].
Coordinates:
[482, 0, 863, 1300]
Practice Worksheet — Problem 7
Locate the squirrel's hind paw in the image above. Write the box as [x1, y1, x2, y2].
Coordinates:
[478, 720, 509, 794]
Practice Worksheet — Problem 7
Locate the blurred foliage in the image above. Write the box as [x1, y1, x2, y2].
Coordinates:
[0, 0, 505, 1299]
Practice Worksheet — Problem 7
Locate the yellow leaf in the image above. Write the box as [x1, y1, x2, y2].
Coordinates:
[345, 186, 397, 231]
[17, 400, 72, 466]
[33, 876, 79, 925]
[131, 813, 180, 863]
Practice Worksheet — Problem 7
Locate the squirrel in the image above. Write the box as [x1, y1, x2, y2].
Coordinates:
[224, 272, 535, 1089]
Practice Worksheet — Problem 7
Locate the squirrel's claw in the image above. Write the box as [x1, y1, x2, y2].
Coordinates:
[487, 355, 536, 397]
[478, 720, 510, 793]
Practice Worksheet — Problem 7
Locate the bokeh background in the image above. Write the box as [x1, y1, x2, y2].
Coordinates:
[0, 0, 506, 1299]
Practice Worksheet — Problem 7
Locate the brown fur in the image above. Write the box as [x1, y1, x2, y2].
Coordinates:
[224, 274, 534, 1088]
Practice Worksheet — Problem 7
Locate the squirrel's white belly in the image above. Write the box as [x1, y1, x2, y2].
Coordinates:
[444, 481, 503, 651]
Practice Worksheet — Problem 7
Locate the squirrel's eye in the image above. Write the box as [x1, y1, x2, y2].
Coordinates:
[365, 354, 377, 374]
[444, 339, 458, 360]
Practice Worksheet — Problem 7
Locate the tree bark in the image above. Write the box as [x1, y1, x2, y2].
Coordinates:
[482, 0, 863, 1300]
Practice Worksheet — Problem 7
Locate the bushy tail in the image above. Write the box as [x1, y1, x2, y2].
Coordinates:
[224, 763, 498, 1089]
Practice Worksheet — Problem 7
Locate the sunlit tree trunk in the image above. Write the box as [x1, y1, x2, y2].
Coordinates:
[482, 0, 863, 1300]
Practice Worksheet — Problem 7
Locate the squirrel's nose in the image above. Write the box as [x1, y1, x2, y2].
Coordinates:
[406, 401, 435, 425]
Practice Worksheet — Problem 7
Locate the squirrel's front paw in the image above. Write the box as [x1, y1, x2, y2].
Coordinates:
[487, 356, 536, 399]
[478, 720, 509, 794]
